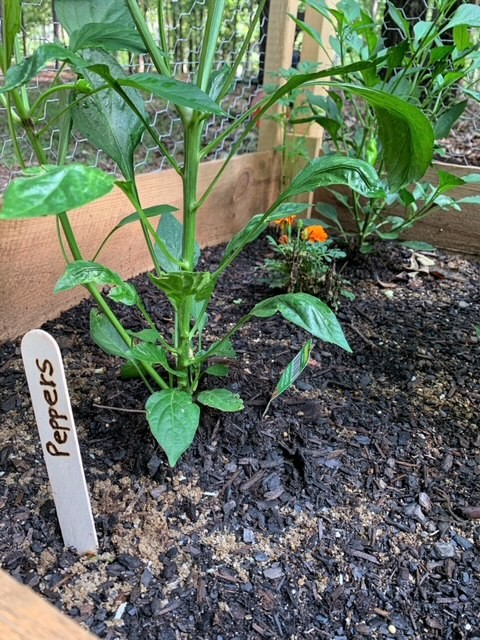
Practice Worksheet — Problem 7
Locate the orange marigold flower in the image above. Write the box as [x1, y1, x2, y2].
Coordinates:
[273, 215, 296, 229]
[302, 225, 329, 243]
[278, 234, 289, 245]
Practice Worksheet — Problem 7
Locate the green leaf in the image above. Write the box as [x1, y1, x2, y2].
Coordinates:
[131, 328, 161, 344]
[437, 170, 466, 194]
[386, 1, 410, 38]
[288, 14, 323, 46]
[400, 240, 437, 252]
[154, 212, 200, 272]
[430, 45, 454, 65]
[94, 203, 178, 258]
[205, 339, 237, 360]
[198, 338, 237, 363]
[197, 389, 244, 412]
[266, 341, 313, 414]
[386, 42, 408, 72]
[457, 196, 480, 205]
[334, 84, 434, 189]
[434, 101, 468, 139]
[118, 74, 227, 115]
[453, 25, 472, 52]
[126, 343, 185, 378]
[315, 202, 341, 226]
[191, 299, 208, 334]
[55, 261, 138, 305]
[444, 4, 480, 30]
[3, 0, 22, 68]
[0, 44, 85, 92]
[413, 21, 437, 46]
[204, 364, 229, 378]
[208, 64, 233, 101]
[461, 174, 480, 184]
[72, 50, 145, 181]
[55, 0, 136, 35]
[222, 203, 309, 263]
[251, 293, 351, 352]
[0, 164, 115, 219]
[120, 362, 142, 380]
[69, 23, 146, 53]
[89, 309, 130, 358]
[283, 155, 384, 200]
[149, 271, 215, 306]
[146, 390, 200, 467]
[117, 204, 178, 229]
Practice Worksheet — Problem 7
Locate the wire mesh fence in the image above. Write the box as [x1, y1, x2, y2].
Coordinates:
[365, 0, 480, 167]
[0, 1, 479, 193]
[0, 0, 266, 190]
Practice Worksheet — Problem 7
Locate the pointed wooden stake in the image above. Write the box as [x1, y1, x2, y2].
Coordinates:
[21, 330, 98, 555]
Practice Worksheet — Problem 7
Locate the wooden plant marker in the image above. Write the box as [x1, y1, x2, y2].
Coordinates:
[21, 330, 98, 555]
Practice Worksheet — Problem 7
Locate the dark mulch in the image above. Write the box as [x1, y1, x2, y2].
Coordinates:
[0, 236, 479, 640]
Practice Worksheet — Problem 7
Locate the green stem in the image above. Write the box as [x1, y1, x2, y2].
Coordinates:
[157, 1, 170, 66]
[35, 86, 107, 137]
[176, 120, 203, 379]
[119, 182, 185, 270]
[216, 0, 266, 102]
[59, 211, 169, 390]
[13, 35, 30, 112]
[6, 92, 26, 168]
[196, 0, 226, 92]
[199, 92, 270, 160]
[125, 0, 171, 77]
[29, 83, 77, 118]
[128, 183, 166, 276]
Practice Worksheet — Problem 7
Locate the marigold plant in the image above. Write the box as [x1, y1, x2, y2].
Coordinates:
[263, 217, 347, 305]
[302, 225, 329, 244]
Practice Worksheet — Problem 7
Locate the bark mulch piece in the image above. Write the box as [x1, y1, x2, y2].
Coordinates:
[1, 237, 479, 640]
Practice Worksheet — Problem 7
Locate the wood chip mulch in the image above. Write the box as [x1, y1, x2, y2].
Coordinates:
[0, 236, 479, 639]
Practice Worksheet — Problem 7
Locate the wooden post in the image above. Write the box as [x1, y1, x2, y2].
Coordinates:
[257, 0, 299, 153]
[0, 569, 96, 639]
[283, 4, 336, 212]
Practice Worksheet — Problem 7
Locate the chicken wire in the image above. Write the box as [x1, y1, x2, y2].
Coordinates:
[0, 0, 267, 190]
[362, 0, 480, 167]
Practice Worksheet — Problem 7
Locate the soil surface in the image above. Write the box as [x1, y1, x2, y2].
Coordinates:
[1, 237, 480, 640]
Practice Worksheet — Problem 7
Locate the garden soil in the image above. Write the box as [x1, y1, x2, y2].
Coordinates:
[0, 237, 479, 640]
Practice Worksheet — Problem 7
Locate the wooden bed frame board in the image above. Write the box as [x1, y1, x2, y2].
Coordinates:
[0, 151, 281, 343]
[0, 569, 96, 639]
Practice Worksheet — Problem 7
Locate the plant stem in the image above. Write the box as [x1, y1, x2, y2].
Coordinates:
[216, 0, 266, 102]
[157, 1, 170, 69]
[176, 120, 203, 380]
[125, 0, 171, 77]
[196, 0, 226, 92]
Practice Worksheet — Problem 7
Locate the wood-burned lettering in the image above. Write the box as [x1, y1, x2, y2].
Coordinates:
[36, 358, 70, 457]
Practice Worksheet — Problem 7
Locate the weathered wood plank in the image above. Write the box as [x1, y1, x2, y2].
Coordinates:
[314, 161, 480, 255]
[257, 0, 299, 152]
[0, 570, 96, 640]
[0, 151, 281, 343]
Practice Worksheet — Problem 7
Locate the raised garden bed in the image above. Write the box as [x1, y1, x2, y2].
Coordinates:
[1, 235, 479, 640]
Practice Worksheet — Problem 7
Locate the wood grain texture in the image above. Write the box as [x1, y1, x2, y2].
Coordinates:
[257, 0, 299, 152]
[314, 161, 480, 255]
[0, 151, 281, 343]
[0, 570, 95, 640]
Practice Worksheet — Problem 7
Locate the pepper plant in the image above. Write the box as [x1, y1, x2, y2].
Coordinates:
[290, 0, 480, 252]
[0, 0, 434, 465]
